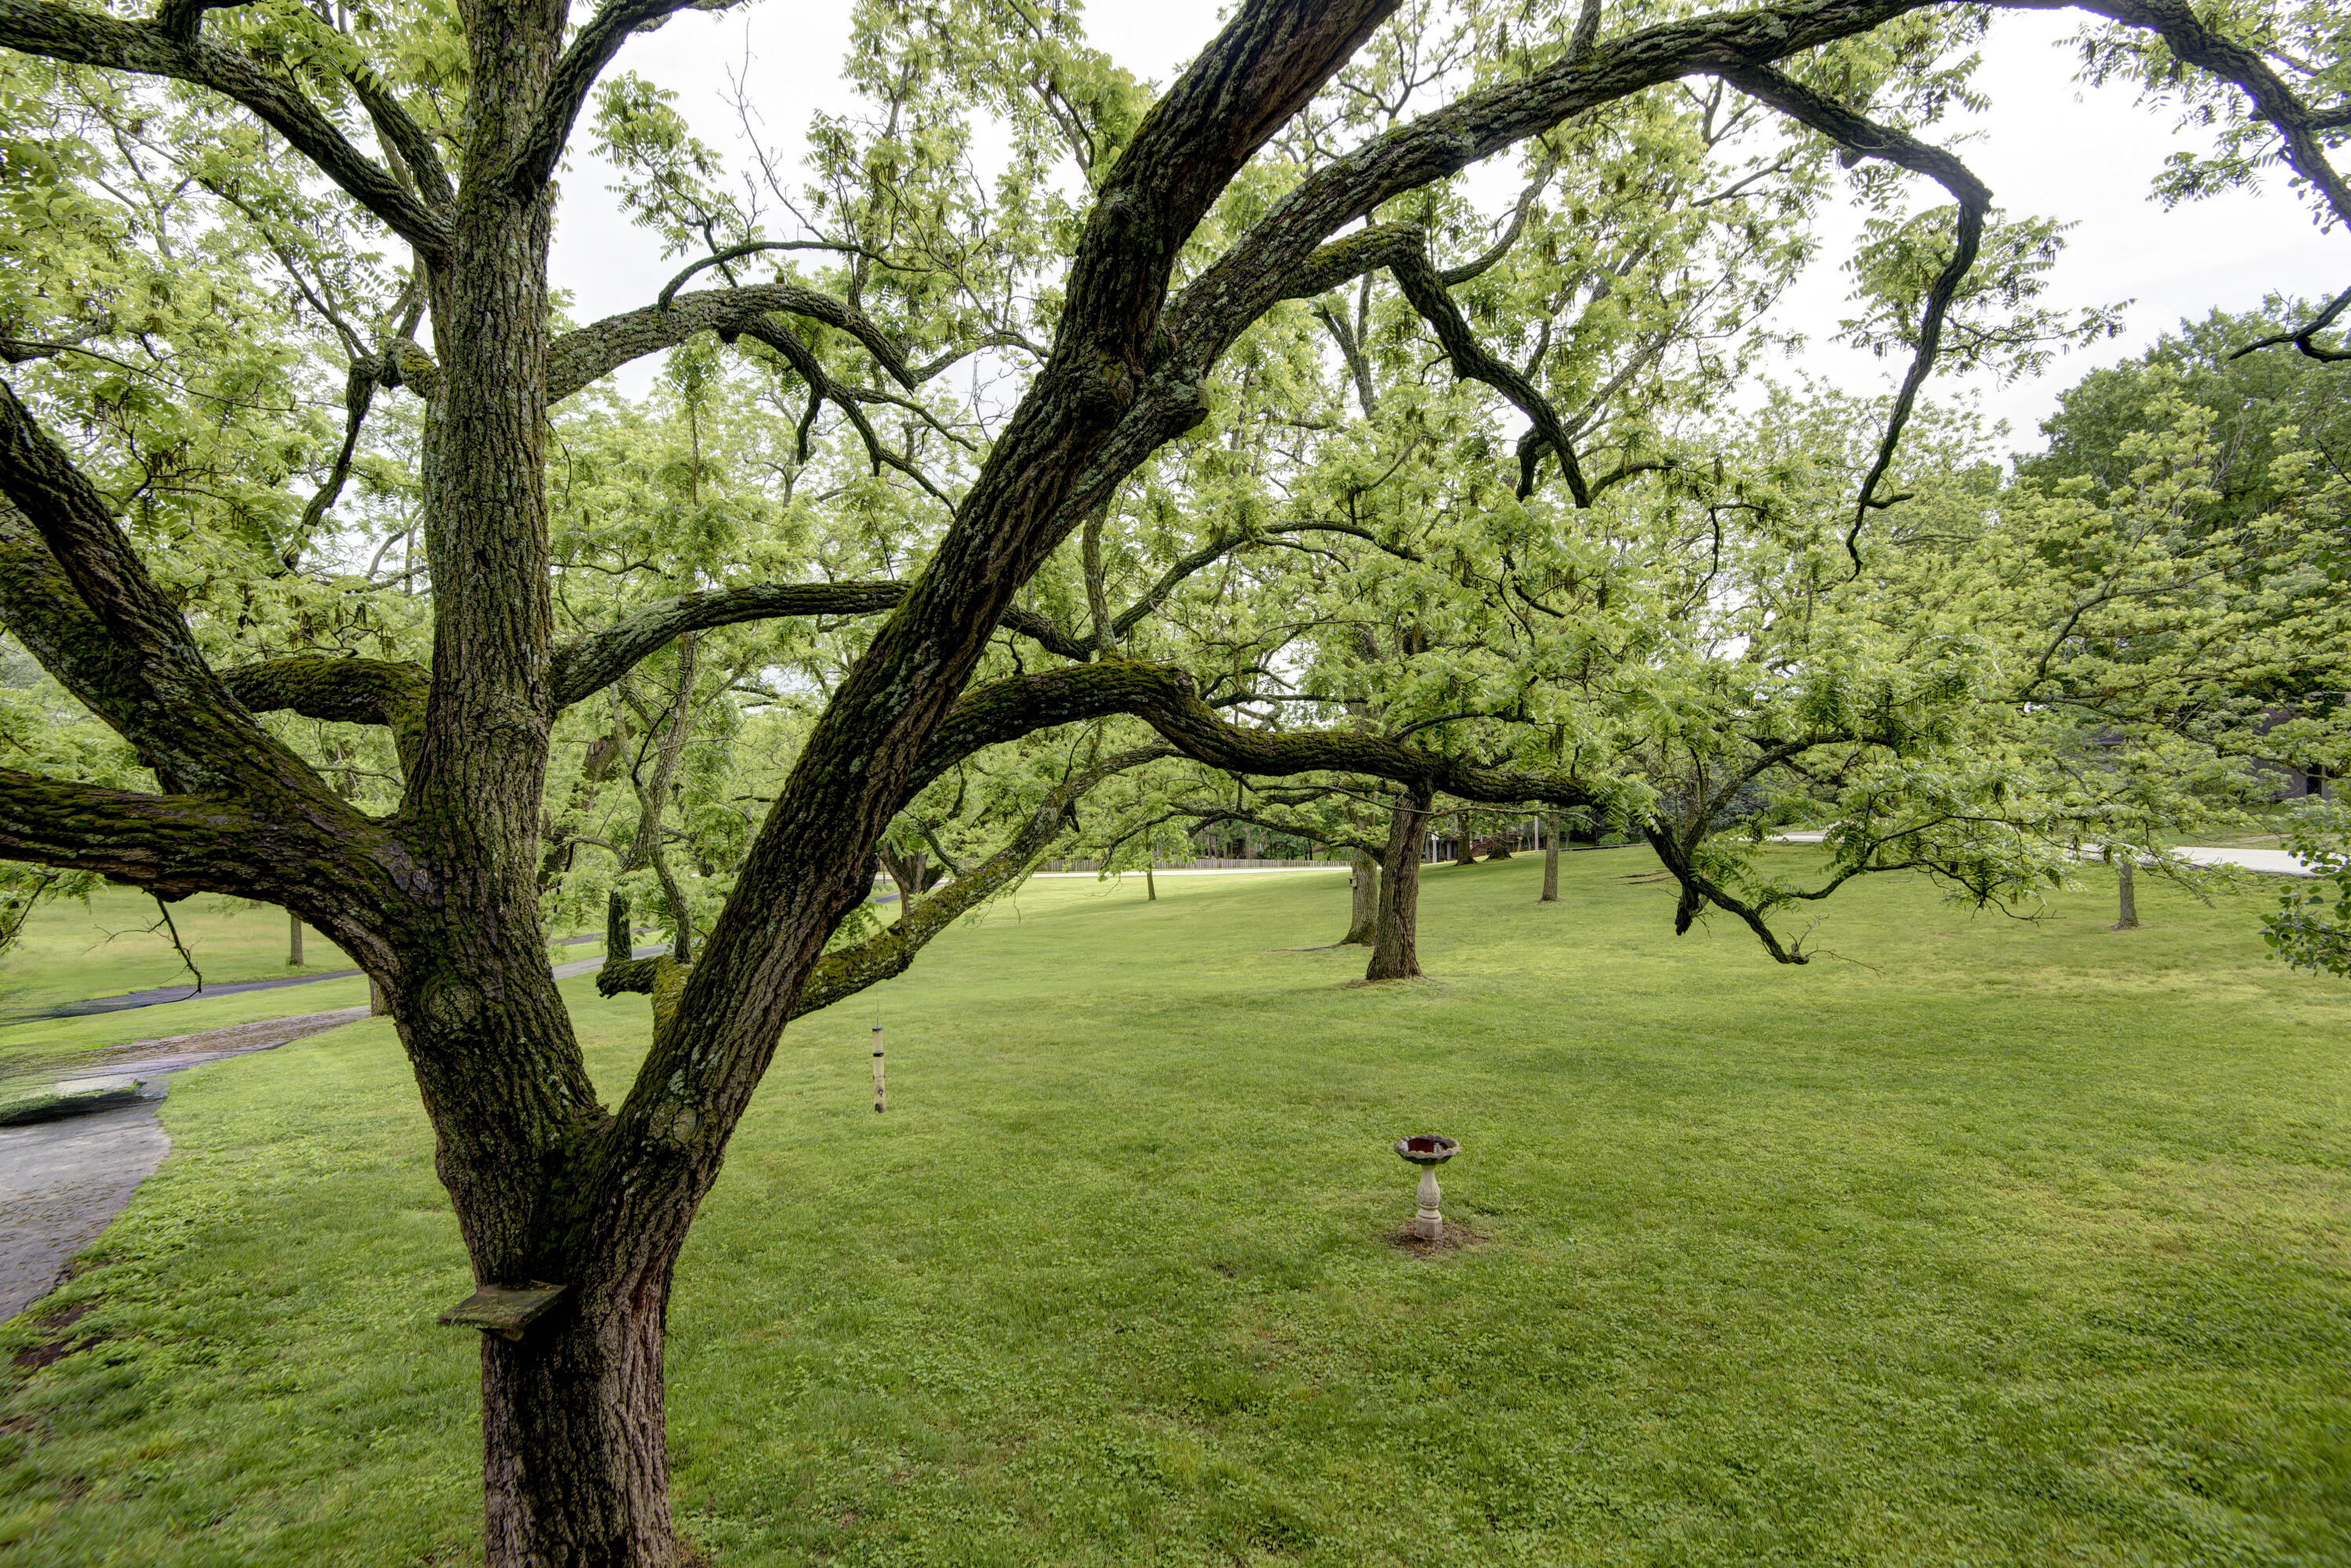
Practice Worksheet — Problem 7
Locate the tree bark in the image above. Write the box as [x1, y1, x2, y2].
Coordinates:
[1367, 788, 1431, 980]
[1540, 813, 1559, 903]
[1145, 858, 1156, 900]
[287, 908, 303, 965]
[2113, 855, 2139, 930]
[1342, 846, 1379, 944]
[480, 1276, 678, 1568]
[1487, 815, 1515, 859]
[1452, 809, 1477, 865]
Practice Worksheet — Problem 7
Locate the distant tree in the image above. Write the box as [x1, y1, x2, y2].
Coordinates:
[2023, 300, 2351, 531]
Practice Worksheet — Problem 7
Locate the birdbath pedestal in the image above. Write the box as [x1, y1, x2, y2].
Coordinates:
[1393, 1135, 1459, 1240]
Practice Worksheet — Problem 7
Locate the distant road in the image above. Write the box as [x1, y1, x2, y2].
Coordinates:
[8, 937, 671, 1026]
[1773, 831, 2315, 878]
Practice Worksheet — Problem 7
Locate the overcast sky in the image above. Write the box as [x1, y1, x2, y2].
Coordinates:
[549, 2, 2344, 453]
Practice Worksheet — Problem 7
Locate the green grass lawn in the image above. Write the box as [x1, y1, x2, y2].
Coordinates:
[2, 851, 2347, 1565]
[0, 888, 358, 1016]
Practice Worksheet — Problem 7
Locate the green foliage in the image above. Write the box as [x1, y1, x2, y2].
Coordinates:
[2022, 298, 2351, 529]
[2261, 798, 2351, 973]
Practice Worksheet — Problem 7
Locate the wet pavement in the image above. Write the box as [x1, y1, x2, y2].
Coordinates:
[0, 1097, 170, 1320]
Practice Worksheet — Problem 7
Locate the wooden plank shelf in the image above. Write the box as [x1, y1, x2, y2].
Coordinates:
[438, 1281, 567, 1340]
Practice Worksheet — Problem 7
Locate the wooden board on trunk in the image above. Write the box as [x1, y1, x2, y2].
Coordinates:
[439, 1282, 566, 1340]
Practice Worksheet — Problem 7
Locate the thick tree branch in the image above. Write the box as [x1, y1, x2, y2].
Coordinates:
[907, 657, 1633, 817]
[551, 583, 904, 708]
[0, 387, 346, 803]
[1162, 0, 1933, 372]
[2046, 0, 2351, 232]
[546, 283, 911, 403]
[219, 654, 430, 777]
[0, 768, 281, 899]
[548, 581, 1096, 707]
[510, 0, 702, 196]
[0, 0, 450, 259]
[597, 746, 1172, 1019]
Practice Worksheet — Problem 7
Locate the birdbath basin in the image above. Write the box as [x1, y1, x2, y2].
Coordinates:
[1393, 1135, 1458, 1238]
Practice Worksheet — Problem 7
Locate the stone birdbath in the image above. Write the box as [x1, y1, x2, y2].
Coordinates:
[1393, 1134, 1459, 1240]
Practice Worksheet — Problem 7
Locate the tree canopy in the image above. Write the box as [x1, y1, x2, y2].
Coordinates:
[0, 0, 2346, 1562]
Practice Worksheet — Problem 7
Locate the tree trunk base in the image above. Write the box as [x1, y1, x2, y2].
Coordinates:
[1367, 790, 1429, 980]
[480, 1285, 680, 1568]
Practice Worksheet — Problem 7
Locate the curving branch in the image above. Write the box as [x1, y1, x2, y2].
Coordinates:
[906, 657, 1636, 818]
[598, 745, 1172, 1019]
[292, 364, 377, 557]
[1281, 223, 1601, 502]
[2049, 0, 2351, 232]
[545, 282, 912, 404]
[0, 386, 341, 802]
[653, 241, 882, 310]
[220, 654, 431, 777]
[1708, 62, 1991, 567]
[0, 0, 450, 259]
[551, 583, 904, 708]
[733, 320, 958, 510]
[546, 581, 1092, 707]
[2229, 282, 2351, 365]
[1161, 0, 1933, 374]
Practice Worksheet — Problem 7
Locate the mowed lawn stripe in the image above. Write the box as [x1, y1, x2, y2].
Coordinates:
[3, 848, 2346, 1565]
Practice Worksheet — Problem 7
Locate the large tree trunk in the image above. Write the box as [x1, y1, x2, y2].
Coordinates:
[1342, 846, 1379, 944]
[1540, 813, 1559, 903]
[480, 1276, 679, 1568]
[1367, 788, 1431, 980]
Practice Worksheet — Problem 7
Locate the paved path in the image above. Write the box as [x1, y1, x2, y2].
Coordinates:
[11, 929, 643, 1023]
[0, 1099, 170, 1321]
[2168, 846, 2314, 877]
[1773, 832, 2314, 877]
[1030, 864, 1349, 878]
[0, 941, 677, 1322]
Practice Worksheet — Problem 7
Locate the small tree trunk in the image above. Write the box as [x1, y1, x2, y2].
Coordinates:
[1145, 858, 1157, 900]
[885, 847, 926, 914]
[480, 1277, 679, 1567]
[607, 890, 632, 963]
[1540, 813, 1560, 903]
[288, 909, 304, 966]
[1367, 789, 1431, 980]
[1341, 847, 1379, 945]
[2113, 856, 2139, 930]
[1452, 809, 1477, 866]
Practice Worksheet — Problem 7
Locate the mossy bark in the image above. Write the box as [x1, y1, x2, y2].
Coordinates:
[1367, 788, 1430, 980]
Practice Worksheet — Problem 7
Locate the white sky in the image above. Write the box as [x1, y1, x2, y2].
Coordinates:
[549, 2, 2345, 454]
